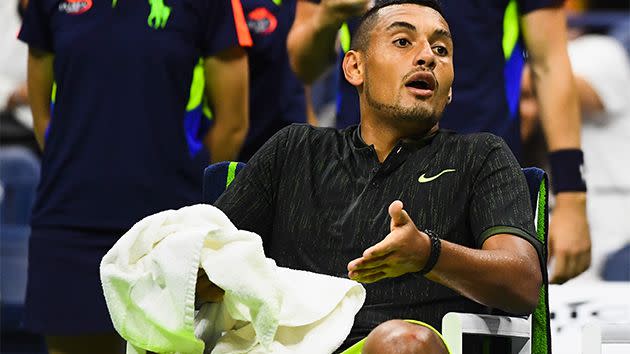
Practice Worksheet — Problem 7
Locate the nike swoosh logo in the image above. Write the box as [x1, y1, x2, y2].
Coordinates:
[418, 169, 456, 183]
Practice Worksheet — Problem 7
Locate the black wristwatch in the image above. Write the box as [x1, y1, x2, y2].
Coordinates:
[419, 229, 441, 275]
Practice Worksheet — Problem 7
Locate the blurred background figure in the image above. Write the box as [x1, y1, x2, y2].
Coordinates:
[0, 1, 47, 353]
[288, 0, 590, 285]
[16, 0, 250, 353]
[0, 0, 37, 154]
[521, 34, 630, 283]
[238, 0, 308, 161]
[520, 4, 630, 349]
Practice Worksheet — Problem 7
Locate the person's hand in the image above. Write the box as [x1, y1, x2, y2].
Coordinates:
[196, 268, 225, 304]
[347, 200, 430, 283]
[319, 0, 371, 28]
[548, 192, 591, 284]
[6, 83, 29, 111]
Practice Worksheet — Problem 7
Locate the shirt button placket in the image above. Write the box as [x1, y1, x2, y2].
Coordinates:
[371, 167, 379, 188]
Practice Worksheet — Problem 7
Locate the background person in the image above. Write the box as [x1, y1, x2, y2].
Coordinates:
[238, 0, 308, 161]
[521, 34, 630, 283]
[18, 0, 251, 352]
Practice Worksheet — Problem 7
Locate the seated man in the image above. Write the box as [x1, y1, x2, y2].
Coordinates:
[203, 0, 543, 352]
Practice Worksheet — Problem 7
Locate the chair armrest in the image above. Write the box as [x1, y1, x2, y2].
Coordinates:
[442, 312, 531, 354]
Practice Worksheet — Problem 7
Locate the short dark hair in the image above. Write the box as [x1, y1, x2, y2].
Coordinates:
[350, 0, 446, 52]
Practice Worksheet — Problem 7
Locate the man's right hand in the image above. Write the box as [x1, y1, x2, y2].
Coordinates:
[319, 0, 371, 27]
[196, 269, 225, 304]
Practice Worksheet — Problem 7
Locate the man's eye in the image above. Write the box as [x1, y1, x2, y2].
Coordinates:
[434, 46, 448, 56]
[394, 38, 410, 47]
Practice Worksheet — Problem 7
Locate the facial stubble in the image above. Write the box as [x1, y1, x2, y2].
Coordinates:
[363, 66, 442, 126]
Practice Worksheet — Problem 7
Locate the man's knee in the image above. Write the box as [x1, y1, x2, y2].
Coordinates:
[362, 320, 448, 354]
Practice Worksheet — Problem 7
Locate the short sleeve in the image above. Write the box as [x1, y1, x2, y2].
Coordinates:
[18, 0, 53, 52]
[214, 125, 290, 242]
[518, 0, 564, 15]
[202, 0, 252, 57]
[469, 136, 542, 260]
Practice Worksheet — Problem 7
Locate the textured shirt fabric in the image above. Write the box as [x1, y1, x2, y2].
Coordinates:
[18, 0, 246, 230]
[326, 0, 563, 158]
[215, 124, 541, 351]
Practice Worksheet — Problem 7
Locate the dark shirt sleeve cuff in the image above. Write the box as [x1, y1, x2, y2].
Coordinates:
[478, 225, 543, 264]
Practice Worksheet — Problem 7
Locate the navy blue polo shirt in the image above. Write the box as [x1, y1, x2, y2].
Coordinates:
[19, 0, 250, 230]
[240, 0, 306, 161]
[328, 0, 563, 158]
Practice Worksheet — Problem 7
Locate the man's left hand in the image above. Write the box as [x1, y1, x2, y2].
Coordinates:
[347, 200, 430, 283]
[548, 192, 591, 284]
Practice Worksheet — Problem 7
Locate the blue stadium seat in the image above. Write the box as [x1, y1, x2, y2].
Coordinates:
[202, 161, 246, 204]
[0, 147, 46, 353]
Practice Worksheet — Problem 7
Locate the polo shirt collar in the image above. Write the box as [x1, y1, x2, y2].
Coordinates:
[350, 125, 439, 151]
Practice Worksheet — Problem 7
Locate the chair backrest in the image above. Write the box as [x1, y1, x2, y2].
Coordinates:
[203, 161, 246, 204]
[0, 147, 40, 333]
[0, 147, 40, 225]
[521, 167, 551, 354]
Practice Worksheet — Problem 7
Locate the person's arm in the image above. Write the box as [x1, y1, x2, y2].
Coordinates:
[203, 46, 249, 163]
[6, 82, 29, 111]
[348, 201, 541, 315]
[521, 8, 591, 284]
[26, 47, 53, 150]
[304, 85, 319, 126]
[287, 0, 369, 84]
[574, 76, 604, 118]
[350, 137, 542, 314]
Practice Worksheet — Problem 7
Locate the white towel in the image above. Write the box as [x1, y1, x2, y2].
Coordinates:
[100, 204, 366, 354]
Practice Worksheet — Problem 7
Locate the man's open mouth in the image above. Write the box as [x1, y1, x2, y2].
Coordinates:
[405, 72, 436, 91]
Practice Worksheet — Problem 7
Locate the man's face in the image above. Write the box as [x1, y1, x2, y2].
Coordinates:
[357, 4, 454, 125]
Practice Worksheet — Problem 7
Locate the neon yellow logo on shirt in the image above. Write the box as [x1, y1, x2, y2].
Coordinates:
[418, 169, 456, 183]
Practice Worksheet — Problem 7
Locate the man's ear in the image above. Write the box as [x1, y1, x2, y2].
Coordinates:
[342, 50, 364, 87]
[447, 87, 453, 104]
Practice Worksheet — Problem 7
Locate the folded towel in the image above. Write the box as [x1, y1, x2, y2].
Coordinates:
[100, 204, 365, 354]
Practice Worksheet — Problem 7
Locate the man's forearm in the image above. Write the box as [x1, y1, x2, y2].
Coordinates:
[425, 235, 542, 315]
[287, 1, 343, 84]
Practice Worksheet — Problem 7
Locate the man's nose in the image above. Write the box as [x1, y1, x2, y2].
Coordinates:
[414, 42, 436, 69]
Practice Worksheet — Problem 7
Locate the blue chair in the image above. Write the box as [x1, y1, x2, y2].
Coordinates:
[0, 147, 40, 315]
[202, 161, 246, 204]
[203, 162, 550, 354]
[0, 147, 47, 353]
[601, 243, 630, 281]
[0, 147, 40, 225]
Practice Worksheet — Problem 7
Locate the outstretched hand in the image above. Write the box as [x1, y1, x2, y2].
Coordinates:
[347, 200, 430, 283]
